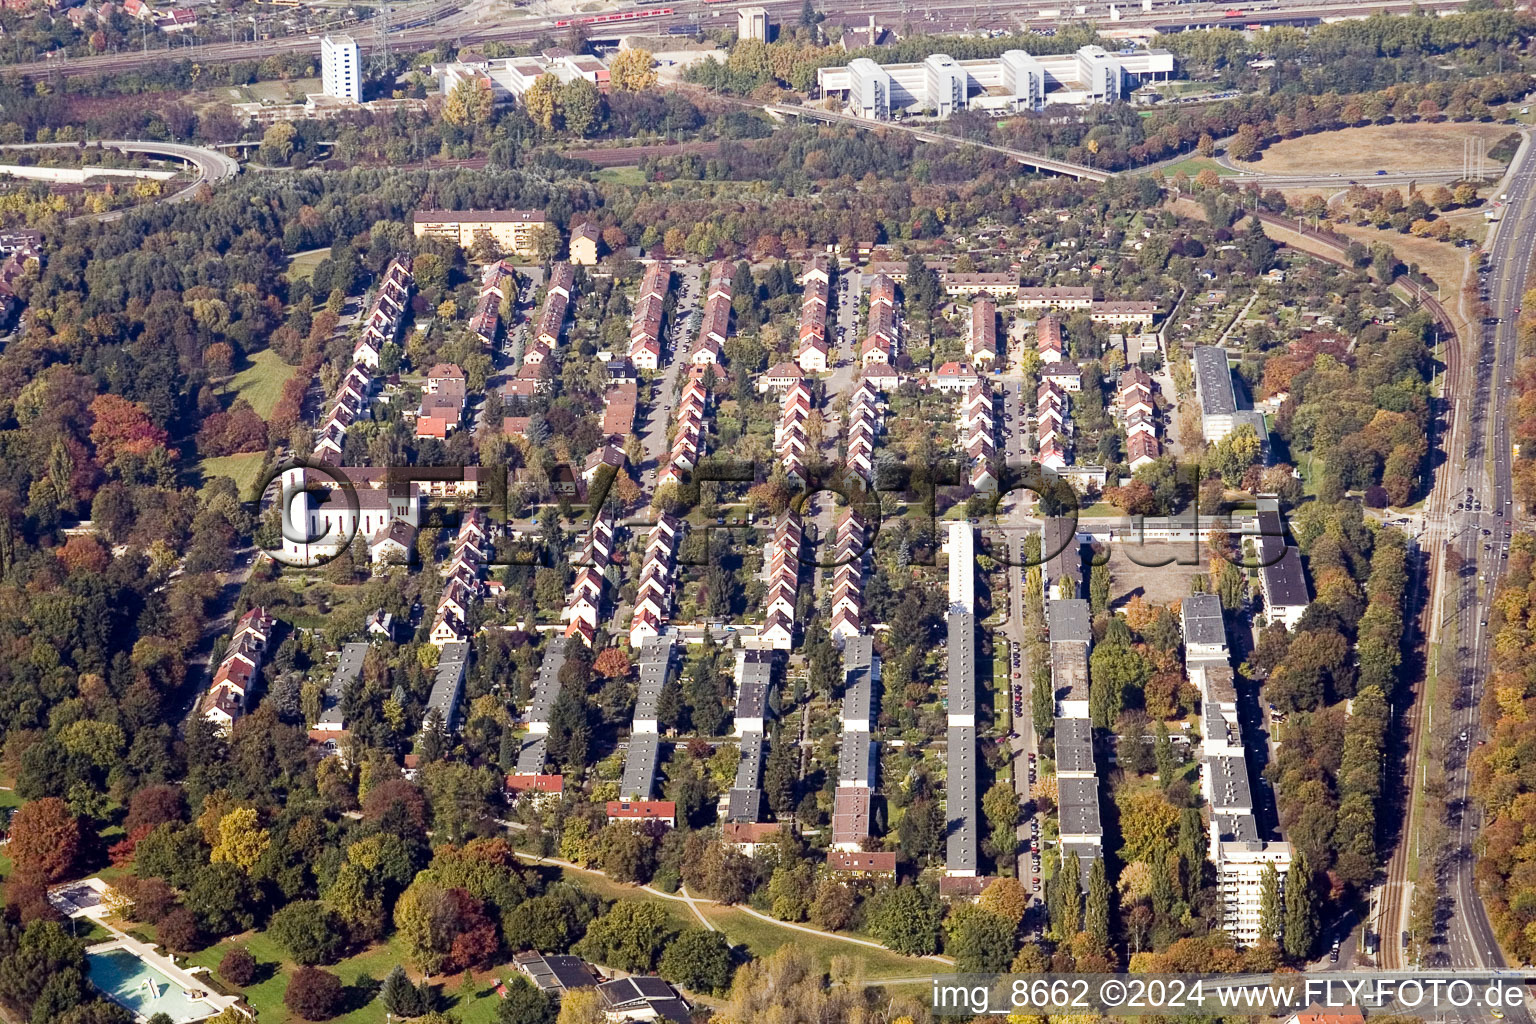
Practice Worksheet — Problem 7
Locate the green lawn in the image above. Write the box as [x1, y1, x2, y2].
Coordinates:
[226, 349, 299, 419]
[696, 905, 949, 982]
[593, 165, 645, 186]
[284, 248, 330, 285]
[1160, 157, 1239, 179]
[197, 452, 268, 502]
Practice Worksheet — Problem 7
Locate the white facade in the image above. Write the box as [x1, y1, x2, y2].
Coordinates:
[1075, 45, 1123, 103]
[737, 6, 769, 41]
[322, 35, 361, 103]
[1213, 828, 1293, 946]
[946, 521, 975, 615]
[1001, 49, 1046, 111]
[923, 53, 966, 118]
[848, 58, 891, 121]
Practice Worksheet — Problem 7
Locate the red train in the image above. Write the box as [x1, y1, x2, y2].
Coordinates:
[554, 7, 672, 26]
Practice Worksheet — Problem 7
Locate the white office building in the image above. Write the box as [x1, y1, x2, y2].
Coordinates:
[848, 58, 892, 121]
[737, 6, 769, 41]
[1001, 49, 1047, 111]
[923, 53, 966, 118]
[1075, 45, 1124, 103]
[321, 35, 361, 103]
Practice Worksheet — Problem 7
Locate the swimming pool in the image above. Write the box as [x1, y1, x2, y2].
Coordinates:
[86, 947, 218, 1023]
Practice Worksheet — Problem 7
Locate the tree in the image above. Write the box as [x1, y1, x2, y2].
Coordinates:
[1051, 853, 1082, 938]
[982, 781, 1019, 867]
[209, 806, 269, 873]
[593, 647, 631, 679]
[609, 48, 657, 91]
[658, 929, 733, 993]
[186, 862, 258, 937]
[524, 74, 561, 132]
[561, 79, 602, 138]
[1086, 855, 1112, 949]
[555, 989, 606, 1024]
[285, 967, 343, 1021]
[379, 965, 429, 1018]
[1089, 561, 1110, 614]
[1282, 851, 1317, 961]
[218, 947, 256, 987]
[573, 900, 673, 974]
[1257, 861, 1281, 947]
[1117, 790, 1180, 863]
[1153, 721, 1177, 786]
[978, 877, 1029, 927]
[870, 884, 941, 956]
[497, 974, 554, 1024]
[944, 904, 1016, 973]
[156, 908, 200, 952]
[9, 798, 81, 883]
[269, 901, 347, 966]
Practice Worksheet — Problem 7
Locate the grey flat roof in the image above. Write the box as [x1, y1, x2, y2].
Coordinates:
[1213, 811, 1260, 845]
[319, 641, 368, 727]
[726, 787, 763, 823]
[947, 612, 975, 717]
[526, 637, 568, 727]
[1181, 594, 1226, 648]
[946, 725, 978, 874]
[1261, 544, 1310, 609]
[1193, 345, 1237, 416]
[734, 649, 774, 723]
[620, 732, 662, 801]
[635, 637, 676, 722]
[514, 735, 548, 774]
[1052, 642, 1090, 704]
[1048, 599, 1092, 645]
[838, 731, 874, 787]
[734, 731, 765, 790]
[425, 641, 469, 732]
[1061, 842, 1102, 888]
[1054, 717, 1095, 775]
[841, 635, 878, 724]
[1043, 517, 1083, 594]
[1058, 776, 1102, 838]
[1192, 658, 1236, 706]
[1205, 753, 1253, 812]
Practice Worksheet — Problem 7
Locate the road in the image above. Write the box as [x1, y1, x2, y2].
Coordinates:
[0, 140, 238, 221]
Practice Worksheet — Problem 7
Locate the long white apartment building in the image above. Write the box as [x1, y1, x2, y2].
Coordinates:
[1185, 593, 1293, 946]
[821, 46, 1174, 120]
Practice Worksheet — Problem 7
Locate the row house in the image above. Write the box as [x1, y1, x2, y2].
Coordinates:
[203, 607, 276, 733]
[353, 256, 414, 368]
[1118, 367, 1162, 470]
[760, 512, 803, 650]
[1090, 299, 1159, 328]
[430, 509, 491, 646]
[829, 509, 869, 640]
[932, 361, 979, 393]
[760, 362, 805, 393]
[942, 271, 1019, 299]
[470, 261, 516, 347]
[1037, 381, 1071, 472]
[845, 380, 882, 486]
[691, 261, 733, 366]
[1018, 285, 1092, 311]
[562, 510, 616, 648]
[961, 381, 996, 493]
[628, 262, 671, 370]
[967, 297, 997, 369]
[535, 262, 575, 349]
[629, 514, 683, 646]
[600, 381, 638, 440]
[313, 363, 376, 463]
[1036, 314, 1064, 364]
[861, 273, 897, 366]
[417, 362, 467, 440]
[797, 261, 831, 372]
[660, 378, 709, 486]
[775, 380, 813, 486]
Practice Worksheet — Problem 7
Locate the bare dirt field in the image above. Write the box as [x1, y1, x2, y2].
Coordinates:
[1105, 545, 1209, 609]
[1233, 122, 1515, 176]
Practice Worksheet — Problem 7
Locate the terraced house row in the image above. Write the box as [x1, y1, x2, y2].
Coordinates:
[661, 377, 710, 486]
[796, 259, 831, 372]
[313, 361, 376, 463]
[430, 508, 491, 646]
[1118, 366, 1161, 471]
[961, 381, 996, 493]
[945, 522, 979, 880]
[861, 273, 898, 366]
[562, 510, 616, 648]
[776, 379, 813, 485]
[470, 259, 517, 348]
[690, 261, 732, 366]
[352, 255, 414, 368]
[845, 380, 882, 486]
[760, 511, 803, 651]
[202, 606, 277, 733]
[627, 261, 671, 370]
[829, 509, 869, 641]
[628, 514, 683, 647]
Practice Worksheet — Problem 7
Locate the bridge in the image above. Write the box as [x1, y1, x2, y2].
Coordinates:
[0, 140, 239, 221]
[765, 103, 1111, 182]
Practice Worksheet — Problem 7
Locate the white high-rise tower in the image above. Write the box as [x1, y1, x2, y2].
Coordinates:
[321, 35, 361, 103]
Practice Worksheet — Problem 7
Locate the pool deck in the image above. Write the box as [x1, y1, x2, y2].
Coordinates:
[87, 932, 241, 1022]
